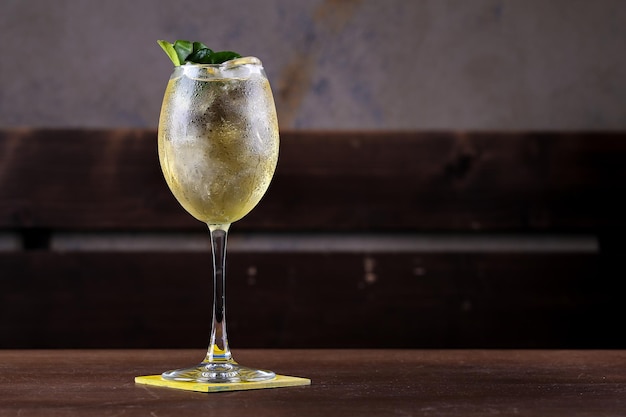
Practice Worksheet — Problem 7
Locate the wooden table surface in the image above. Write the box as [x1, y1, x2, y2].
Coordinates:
[1, 349, 625, 416]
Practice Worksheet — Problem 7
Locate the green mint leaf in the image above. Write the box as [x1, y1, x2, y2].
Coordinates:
[192, 42, 208, 53]
[173, 40, 193, 65]
[158, 39, 243, 66]
[186, 48, 214, 64]
[157, 40, 180, 66]
[206, 51, 242, 64]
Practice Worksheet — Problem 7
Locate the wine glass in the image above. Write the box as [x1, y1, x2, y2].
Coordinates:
[157, 57, 279, 383]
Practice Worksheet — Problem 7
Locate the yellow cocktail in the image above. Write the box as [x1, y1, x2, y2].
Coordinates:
[156, 42, 279, 383]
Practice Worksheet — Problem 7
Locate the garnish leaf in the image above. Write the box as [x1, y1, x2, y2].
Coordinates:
[157, 40, 180, 66]
[207, 51, 242, 64]
[187, 48, 214, 64]
[158, 40, 243, 66]
[192, 41, 208, 53]
[173, 40, 193, 65]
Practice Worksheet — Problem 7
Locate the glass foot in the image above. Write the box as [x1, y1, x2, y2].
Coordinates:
[162, 361, 276, 383]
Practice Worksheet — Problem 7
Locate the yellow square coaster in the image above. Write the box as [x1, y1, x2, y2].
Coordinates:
[135, 374, 311, 393]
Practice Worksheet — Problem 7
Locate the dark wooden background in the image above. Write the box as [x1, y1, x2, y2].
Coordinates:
[1, 129, 625, 348]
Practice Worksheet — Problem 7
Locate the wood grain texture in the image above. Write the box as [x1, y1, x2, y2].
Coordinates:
[1, 251, 622, 349]
[1, 129, 625, 233]
[1, 349, 626, 416]
[1, 129, 625, 349]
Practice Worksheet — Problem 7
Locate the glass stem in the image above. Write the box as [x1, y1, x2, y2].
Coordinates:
[204, 223, 233, 364]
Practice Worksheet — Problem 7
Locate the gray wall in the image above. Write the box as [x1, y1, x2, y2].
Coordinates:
[1, 0, 625, 130]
